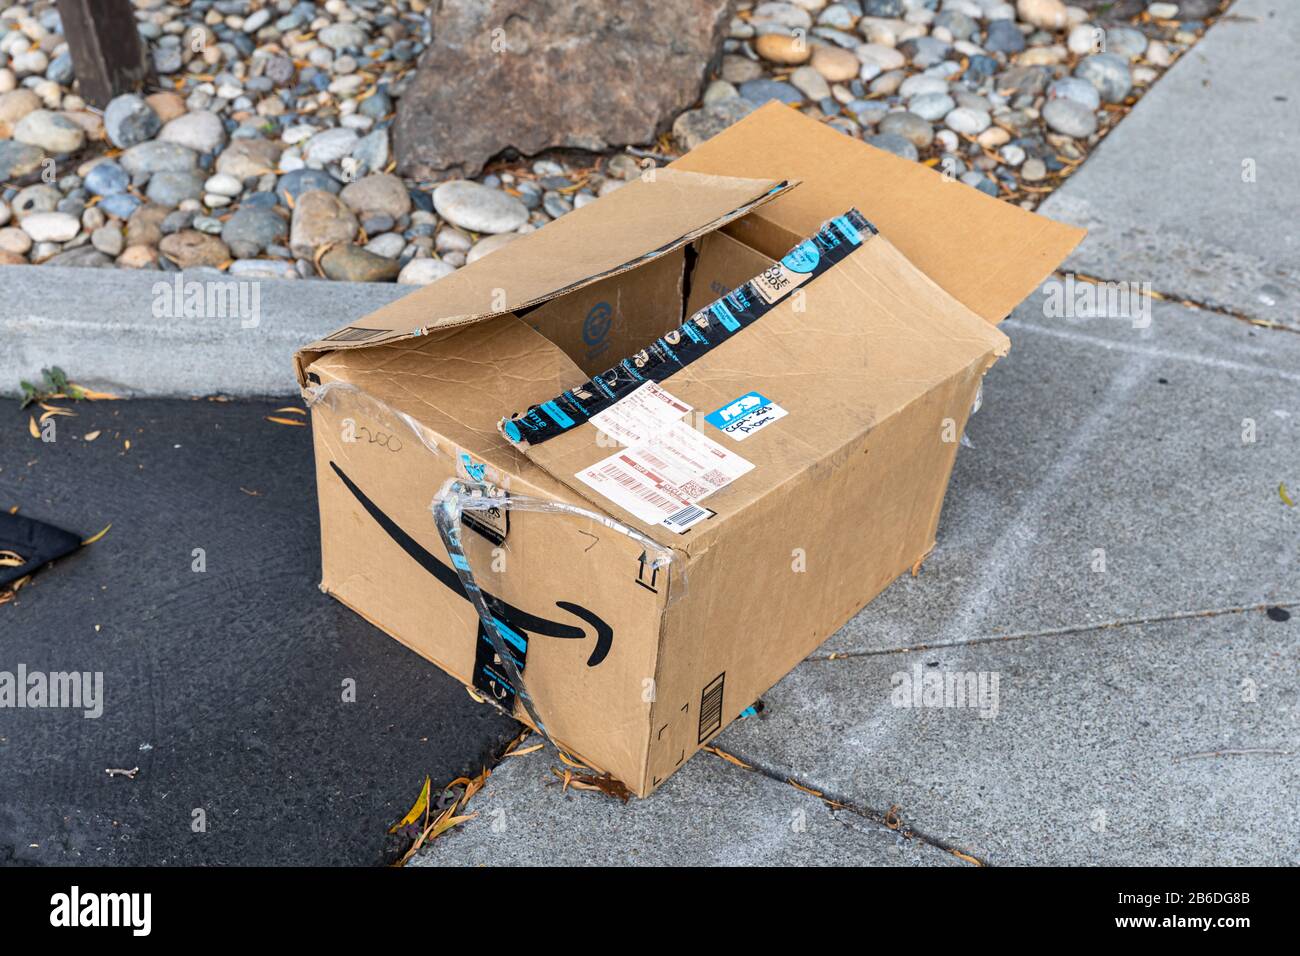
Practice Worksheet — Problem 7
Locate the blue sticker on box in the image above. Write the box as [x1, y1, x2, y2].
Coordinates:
[705, 391, 788, 441]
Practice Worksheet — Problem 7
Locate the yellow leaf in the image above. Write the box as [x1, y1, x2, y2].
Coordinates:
[427, 811, 476, 839]
[505, 743, 544, 758]
[82, 523, 112, 546]
[265, 416, 306, 427]
[272, 407, 306, 416]
[1281, 483, 1295, 507]
[389, 776, 431, 833]
[84, 430, 101, 442]
[702, 745, 752, 770]
[69, 385, 120, 401]
[28, 416, 39, 439]
[124, 439, 131, 451]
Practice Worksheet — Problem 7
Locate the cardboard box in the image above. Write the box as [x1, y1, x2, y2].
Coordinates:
[294, 104, 1084, 796]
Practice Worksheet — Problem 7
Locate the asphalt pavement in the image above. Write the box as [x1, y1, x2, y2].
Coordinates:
[0, 398, 519, 865]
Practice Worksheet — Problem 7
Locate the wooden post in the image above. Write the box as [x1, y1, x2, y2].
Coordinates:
[55, 0, 150, 107]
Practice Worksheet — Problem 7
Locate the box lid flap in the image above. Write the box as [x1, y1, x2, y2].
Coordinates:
[297, 170, 794, 359]
[670, 102, 1085, 324]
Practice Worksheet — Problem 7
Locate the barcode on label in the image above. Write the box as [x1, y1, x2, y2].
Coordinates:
[663, 504, 710, 532]
[598, 462, 677, 512]
[698, 672, 725, 743]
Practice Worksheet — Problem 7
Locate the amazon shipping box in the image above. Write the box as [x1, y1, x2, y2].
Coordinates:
[294, 103, 1083, 796]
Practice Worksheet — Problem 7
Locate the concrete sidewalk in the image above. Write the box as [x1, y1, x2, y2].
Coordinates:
[0, 266, 410, 398]
[413, 2, 1300, 867]
[1038, 0, 1299, 331]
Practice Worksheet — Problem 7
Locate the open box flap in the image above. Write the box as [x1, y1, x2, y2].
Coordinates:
[670, 103, 1085, 325]
[294, 170, 795, 382]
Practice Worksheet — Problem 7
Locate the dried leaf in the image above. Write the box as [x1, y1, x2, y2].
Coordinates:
[555, 750, 591, 771]
[83, 430, 101, 442]
[702, 745, 752, 770]
[82, 523, 112, 546]
[272, 407, 306, 416]
[787, 779, 824, 799]
[505, 743, 544, 758]
[549, 766, 632, 802]
[265, 416, 306, 427]
[426, 811, 476, 839]
[390, 776, 431, 833]
[0, 550, 25, 567]
[69, 385, 120, 401]
[27, 416, 39, 439]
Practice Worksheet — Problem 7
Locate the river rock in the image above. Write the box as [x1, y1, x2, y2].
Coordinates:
[466, 231, 521, 264]
[126, 205, 170, 246]
[277, 168, 341, 205]
[1075, 53, 1133, 103]
[147, 170, 206, 206]
[120, 141, 199, 176]
[81, 165, 128, 203]
[320, 243, 401, 282]
[221, 206, 288, 257]
[1042, 96, 1098, 137]
[1016, 0, 1068, 30]
[44, 246, 113, 268]
[432, 180, 528, 234]
[158, 111, 227, 154]
[104, 94, 161, 148]
[13, 110, 85, 154]
[289, 190, 359, 257]
[0, 89, 42, 131]
[302, 127, 359, 166]
[340, 173, 411, 219]
[672, 97, 757, 149]
[0, 140, 45, 179]
[215, 138, 282, 179]
[879, 111, 934, 148]
[20, 211, 81, 242]
[12, 184, 60, 218]
[398, 258, 457, 285]
[755, 33, 811, 65]
[159, 230, 231, 269]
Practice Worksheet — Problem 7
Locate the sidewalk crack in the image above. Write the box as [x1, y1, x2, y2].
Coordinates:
[702, 746, 989, 866]
[809, 600, 1299, 662]
[1053, 270, 1298, 335]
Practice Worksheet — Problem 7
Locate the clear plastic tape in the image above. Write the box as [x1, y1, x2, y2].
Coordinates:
[960, 381, 984, 449]
[302, 381, 445, 461]
[302, 379, 681, 745]
[432, 478, 675, 746]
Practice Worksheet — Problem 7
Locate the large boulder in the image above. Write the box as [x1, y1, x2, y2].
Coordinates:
[395, 0, 730, 177]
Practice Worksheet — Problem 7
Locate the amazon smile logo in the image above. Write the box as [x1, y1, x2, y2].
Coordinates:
[329, 462, 613, 668]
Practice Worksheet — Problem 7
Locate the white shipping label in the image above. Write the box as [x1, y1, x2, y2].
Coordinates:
[575, 421, 754, 531]
[717, 401, 787, 441]
[587, 381, 692, 446]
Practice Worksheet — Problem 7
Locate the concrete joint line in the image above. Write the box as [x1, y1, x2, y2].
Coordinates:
[808, 600, 1300, 662]
[702, 748, 988, 866]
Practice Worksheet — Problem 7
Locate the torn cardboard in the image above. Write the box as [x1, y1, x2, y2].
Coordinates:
[296, 104, 1084, 797]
